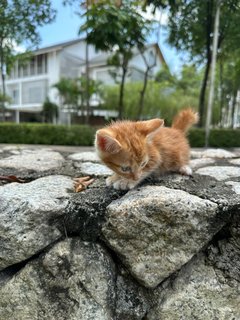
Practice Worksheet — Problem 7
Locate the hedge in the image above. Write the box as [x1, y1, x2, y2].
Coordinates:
[0, 123, 239, 147]
[188, 128, 240, 148]
[0, 123, 95, 146]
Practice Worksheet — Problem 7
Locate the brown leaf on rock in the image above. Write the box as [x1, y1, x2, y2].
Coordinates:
[74, 176, 95, 192]
[0, 175, 26, 183]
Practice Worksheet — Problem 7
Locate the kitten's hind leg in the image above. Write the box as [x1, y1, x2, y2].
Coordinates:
[179, 165, 192, 176]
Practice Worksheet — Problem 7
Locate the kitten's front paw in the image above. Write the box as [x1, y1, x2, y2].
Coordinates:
[113, 179, 136, 190]
[106, 175, 117, 187]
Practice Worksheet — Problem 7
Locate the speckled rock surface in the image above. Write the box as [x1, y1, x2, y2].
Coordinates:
[102, 186, 219, 288]
[0, 145, 239, 319]
[0, 239, 116, 320]
[74, 161, 112, 176]
[0, 175, 73, 270]
[196, 166, 240, 181]
[0, 149, 64, 172]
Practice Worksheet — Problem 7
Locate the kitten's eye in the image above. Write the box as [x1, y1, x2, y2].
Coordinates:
[121, 166, 131, 172]
[141, 161, 147, 168]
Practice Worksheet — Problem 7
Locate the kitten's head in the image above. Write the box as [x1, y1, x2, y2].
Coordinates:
[95, 119, 164, 181]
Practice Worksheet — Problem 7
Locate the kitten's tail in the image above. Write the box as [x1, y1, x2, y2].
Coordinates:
[172, 108, 199, 133]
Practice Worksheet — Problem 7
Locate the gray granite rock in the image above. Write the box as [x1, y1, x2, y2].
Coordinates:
[68, 151, 100, 162]
[0, 175, 73, 270]
[102, 186, 219, 288]
[0, 149, 64, 172]
[196, 166, 240, 181]
[225, 181, 240, 194]
[229, 158, 240, 165]
[0, 239, 116, 320]
[190, 157, 215, 169]
[74, 161, 112, 176]
[147, 253, 240, 320]
[191, 148, 236, 159]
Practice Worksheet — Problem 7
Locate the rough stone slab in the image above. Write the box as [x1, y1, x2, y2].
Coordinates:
[190, 158, 215, 170]
[229, 158, 240, 165]
[147, 254, 240, 320]
[0, 149, 65, 172]
[0, 175, 73, 270]
[0, 239, 116, 320]
[225, 181, 240, 194]
[68, 151, 100, 162]
[75, 161, 112, 176]
[196, 166, 240, 181]
[102, 186, 219, 288]
[191, 149, 236, 159]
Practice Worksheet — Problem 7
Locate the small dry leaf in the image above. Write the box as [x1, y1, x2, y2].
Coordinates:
[74, 176, 95, 192]
[0, 175, 26, 183]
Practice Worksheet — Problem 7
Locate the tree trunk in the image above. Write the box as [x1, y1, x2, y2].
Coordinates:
[0, 44, 6, 122]
[118, 58, 128, 119]
[137, 66, 150, 120]
[198, 0, 213, 127]
[231, 91, 237, 128]
[205, 0, 221, 147]
[137, 49, 157, 120]
[219, 59, 225, 127]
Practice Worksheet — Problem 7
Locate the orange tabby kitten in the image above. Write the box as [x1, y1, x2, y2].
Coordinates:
[95, 109, 198, 190]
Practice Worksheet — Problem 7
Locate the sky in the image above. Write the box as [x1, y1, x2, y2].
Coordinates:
[38, 0, 184, 74]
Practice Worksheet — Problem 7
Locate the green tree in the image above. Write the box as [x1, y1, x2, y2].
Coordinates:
[103, 64, 200, 123]
[0, 0, 56, 121]
[146, 0, 240, 127]
[53, 78, 80, 126]
[54, 76, 102, 125]
[79, 0, 150, 119]
[42, 97, 59, 124]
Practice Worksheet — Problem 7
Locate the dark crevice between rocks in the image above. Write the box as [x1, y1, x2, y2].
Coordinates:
[58, 188, 126, 241]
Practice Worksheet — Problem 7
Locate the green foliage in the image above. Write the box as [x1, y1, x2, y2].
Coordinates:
[208, 129, 240, 148]
[53, 76, 103, 124]
[42, 98, 59, 123]
[80, 1, 149, 54]
[53, 78, 80, 111]
[0, 1, 56, 70]
[1, 123, 238, 147]
[103, 64, 201, 123]
[0, 123, 95, 146]
[188, 128, 205, 147]
[79, 0, 151, 118]
[188, 128, 240, 148]
[0, 123, 238, 148]
[0, 92, 11, 104]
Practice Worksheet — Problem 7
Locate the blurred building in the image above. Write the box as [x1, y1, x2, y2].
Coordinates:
[3, 38, 166, 123]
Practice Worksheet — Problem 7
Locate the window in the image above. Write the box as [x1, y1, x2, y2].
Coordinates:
[8, 54, 48, 79]
[7, 84, 19, 104]
[22, 63, 29, 77]
[22, 80, 48, 104]
[30, 58, 35, 76]
[37, 54, 48, 75]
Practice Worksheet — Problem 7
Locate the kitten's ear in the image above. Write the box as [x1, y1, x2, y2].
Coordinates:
[95, 130, 122, 154]
[136, 119, 164, 135]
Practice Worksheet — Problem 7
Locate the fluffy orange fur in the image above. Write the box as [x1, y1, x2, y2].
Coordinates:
[95, 109, 199, 190]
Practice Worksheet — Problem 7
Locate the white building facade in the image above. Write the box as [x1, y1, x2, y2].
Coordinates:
[3, 38, 166, 123]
